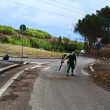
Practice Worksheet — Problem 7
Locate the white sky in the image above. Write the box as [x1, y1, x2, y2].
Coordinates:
[0, 0, 110, 41]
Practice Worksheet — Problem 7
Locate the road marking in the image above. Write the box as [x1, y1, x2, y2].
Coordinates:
[0, 64, 42, 97]
[0, 64, 19, 72]
[23, 62, 28, 65]
[30, 65, 41, 69]
[24, 65, 42, 71]
[0, 70, 24, 97]
[24, 64, 42, 71]
[81, 70, 89, 76]
[30, 62, 49, 64]
[90, 65, 95, 72]
[24, 67, 29, 71]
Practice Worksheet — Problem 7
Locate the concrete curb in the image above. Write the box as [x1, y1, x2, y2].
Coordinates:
[89, 61, 100, 72]
[0, 61, 28, 74]
[82, 61, 99, 75]
[0, 64, 20, 74]
[90, 63, 95, 72]
[0, 63, 43, 97]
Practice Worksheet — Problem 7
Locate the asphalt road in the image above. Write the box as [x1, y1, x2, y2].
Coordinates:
[0, 63, 36, 89]
[0, 60, 15, 68]
[30, 56, 110, 110]
[0, 57, 59, 63]
[0, 57, 58, 98]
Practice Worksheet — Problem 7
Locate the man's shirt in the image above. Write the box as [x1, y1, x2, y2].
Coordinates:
[67, 54, 76, 66]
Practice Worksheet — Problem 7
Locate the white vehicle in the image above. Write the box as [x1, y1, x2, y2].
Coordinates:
[80, 50, 85, 54]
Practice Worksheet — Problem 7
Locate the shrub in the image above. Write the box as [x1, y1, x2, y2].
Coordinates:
[8, 36, 31, 47]
[0, 25, 15, 35]
[23, 28, 52, 39]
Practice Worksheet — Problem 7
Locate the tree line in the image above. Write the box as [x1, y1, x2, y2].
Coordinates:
[74, 6, 110, 52]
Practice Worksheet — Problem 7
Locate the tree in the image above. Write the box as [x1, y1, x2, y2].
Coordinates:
[63, 37, 70, 43]
[58, 36, 62, 45]
[74, 6, 110, 49]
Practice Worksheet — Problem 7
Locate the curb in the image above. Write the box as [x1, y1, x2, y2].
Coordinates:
[0, 63, 42, 97]
[0, 61, 28, 74]
[0, 64, 20, 74]
[90, 63, 95, 72]
[85, 61, 99, 73]
[89, 61, 99, 72]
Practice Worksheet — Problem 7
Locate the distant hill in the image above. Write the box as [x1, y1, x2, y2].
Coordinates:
[0, 25, 52, 38]
[0, 25, 84, 53]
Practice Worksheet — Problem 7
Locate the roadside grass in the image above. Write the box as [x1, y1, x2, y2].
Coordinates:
[0, 43, 62, 58]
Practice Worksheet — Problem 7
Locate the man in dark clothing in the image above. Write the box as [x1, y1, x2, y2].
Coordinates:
[66, 51, 77, 77]
[3, 54, 9, 60]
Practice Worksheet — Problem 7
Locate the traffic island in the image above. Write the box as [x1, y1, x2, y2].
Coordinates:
[85, 61, 110, 92]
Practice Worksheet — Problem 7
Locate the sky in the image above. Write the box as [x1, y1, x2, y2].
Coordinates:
[0, 0, 110, 41]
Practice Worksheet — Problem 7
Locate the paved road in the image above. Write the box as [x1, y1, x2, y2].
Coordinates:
[0, 57, 58, 94]
[0, 60, 15, 68]
[30, 56, 110, 110]
[0, 57, 59, 63]
[0, 63, 36, 89]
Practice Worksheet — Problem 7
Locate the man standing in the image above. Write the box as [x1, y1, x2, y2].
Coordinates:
[66, 51, 77, 77]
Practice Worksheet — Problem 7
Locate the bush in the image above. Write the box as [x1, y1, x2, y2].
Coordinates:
[8, 36, 31, 47]
[23, 28, 52, 39]
[0, 25, 15, 35]
[30, 38, 53, 50]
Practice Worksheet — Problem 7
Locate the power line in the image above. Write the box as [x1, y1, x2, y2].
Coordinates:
[5, 0, 74, 19]
[38, 0, 87, 15]
[5, 0, 85, 20]
[41, 0, 90, 14]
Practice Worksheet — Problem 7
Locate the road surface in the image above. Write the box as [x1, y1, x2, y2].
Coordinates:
[0, 56, 110, 110]
[0, 63, 36, 89]
[30, 56, 110, 110]
[0, 57, 59, 63]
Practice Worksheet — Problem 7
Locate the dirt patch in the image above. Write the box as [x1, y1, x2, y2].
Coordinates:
[85, 63, 110, 92]
[0, 93, 18, 101]
[93, 72, 110, 92]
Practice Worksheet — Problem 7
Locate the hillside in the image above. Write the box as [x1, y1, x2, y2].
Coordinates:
[0, 25, 84, 54]
[0, 43, 62, 58]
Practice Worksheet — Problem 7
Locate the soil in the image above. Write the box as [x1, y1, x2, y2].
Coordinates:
[85, 61, 110, 92]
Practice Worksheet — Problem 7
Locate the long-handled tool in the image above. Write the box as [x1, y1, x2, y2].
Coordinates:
[59, 54, 67, 71]
[59, 59, 64, 71]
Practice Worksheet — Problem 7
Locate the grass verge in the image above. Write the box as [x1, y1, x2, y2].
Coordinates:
[0, 43, 62, 58]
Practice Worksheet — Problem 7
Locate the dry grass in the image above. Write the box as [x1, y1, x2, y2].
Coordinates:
[94, 72, 110, 81]
[0, 43, 62, 58]
[93, 72, 110, 91]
